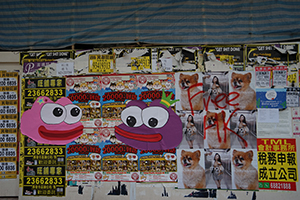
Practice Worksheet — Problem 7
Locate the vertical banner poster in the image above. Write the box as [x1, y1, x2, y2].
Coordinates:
[0, 71, 18, 179]
[66, 76, 102, 182]
[292, 107, 300, 136]
[100, 74, 140, 181]
[258, 138, 298, 191]
[20, 77, 66, 196]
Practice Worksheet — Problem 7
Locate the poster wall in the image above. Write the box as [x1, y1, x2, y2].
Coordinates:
[18, 44, 300, 195]
[20, 77, 66, 196]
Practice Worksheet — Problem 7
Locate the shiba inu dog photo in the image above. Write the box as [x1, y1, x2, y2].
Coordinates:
[180, 150, 206, 189]
[230, 72, 256, 110]
[178, 73, 203, 111]
[205, 111, 230, 149]
[232, 149, 259, 190]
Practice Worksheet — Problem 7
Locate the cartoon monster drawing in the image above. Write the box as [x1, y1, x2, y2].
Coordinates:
[21, 96, 84, 145]
[115, 90, 182, 150]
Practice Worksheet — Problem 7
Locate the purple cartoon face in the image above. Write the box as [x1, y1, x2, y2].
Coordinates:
[21, 96, 84, 145]
[115, 99, 182, 150]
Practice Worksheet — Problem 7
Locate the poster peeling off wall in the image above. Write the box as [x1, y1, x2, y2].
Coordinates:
[156, 47, 199, 72]
[20, 77, 67, 197]
[115, 48, 152, 74]
[202, 45, 244, 71]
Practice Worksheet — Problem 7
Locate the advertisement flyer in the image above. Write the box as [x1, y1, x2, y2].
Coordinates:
[101, 74, 137, 127]
[286, 87, 300, 107]
[101, 144, 139, 182]
[66, 128, 102, 182]
[66, 76, 102, 128]
[20, 77, 66, 196]
[88, 49, 114, 73]
[0, 71, 18, 179]
[257, 138, 297, 191]
[202, 45, 244, 69]
[247, 44, 298, 66]
[256, 88, 287, 109]
[272, 66, 288, 88]
[255, 66, 272, 88]
[139, 149, 177, 182]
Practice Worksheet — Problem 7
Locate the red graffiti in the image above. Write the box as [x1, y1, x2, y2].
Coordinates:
[203, 109, 248, 148]
[187, 82, 204, 115]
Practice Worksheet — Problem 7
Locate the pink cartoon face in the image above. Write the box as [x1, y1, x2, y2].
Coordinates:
[21, 96, 84, 145]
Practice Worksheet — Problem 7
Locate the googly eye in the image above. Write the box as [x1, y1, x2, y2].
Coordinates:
[64, 104, 82, 124]
[121, 106, 143, 127]
[142, 106, 169, 129]
[41, 103, 66, 124]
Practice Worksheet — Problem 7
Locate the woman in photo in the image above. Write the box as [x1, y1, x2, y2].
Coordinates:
[211, 153, 224, 189]
[184, 115, 197, 149]
[234, 114, 249, 149]
[207, 76, 222, 109]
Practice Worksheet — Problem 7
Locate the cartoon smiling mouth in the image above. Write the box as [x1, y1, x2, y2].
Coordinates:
[115, 126, 162, 142]
[39, 125, 84, 140]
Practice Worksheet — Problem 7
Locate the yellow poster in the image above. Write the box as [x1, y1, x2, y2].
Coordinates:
[257, 138, 298, 191]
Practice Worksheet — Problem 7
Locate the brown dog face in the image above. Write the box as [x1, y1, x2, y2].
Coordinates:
[181, 150, 200, 169]
[205, 111, 224, 129]
[232, 149, 253, 170]
[231, 72, 252, 91]
[179, 73, 199, 91]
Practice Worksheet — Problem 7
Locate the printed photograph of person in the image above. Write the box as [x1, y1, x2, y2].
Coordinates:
[204, 150, 232, 189]
[230, 111, 257, 149]
[178, 111, 204, 149]
[202, 72, 229, 110]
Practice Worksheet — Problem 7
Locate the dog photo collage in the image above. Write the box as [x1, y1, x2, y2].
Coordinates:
[175, 71, 258, 190]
